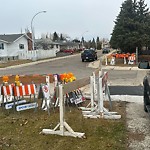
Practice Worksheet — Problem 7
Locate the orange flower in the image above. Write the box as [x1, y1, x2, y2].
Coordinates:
[3, 76, 9, 83]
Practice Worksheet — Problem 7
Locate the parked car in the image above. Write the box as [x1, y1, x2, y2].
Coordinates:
[81, 49, 97, 62]
[143, 72, 150, 112]
[102, 48, 110, 54]
[63, 49, 74, 54]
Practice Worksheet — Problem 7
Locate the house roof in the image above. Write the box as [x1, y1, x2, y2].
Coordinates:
[57, 41, 80, 46]
[35, 39, 60, 45]
[0, 34, 26, 43]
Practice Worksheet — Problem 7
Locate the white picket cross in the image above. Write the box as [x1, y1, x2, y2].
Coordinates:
[79, 74, 98, 111]
[42, 84, 85, 138]
[83, 71, 121, 119]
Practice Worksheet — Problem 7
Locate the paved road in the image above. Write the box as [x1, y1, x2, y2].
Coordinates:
[109, 86, 143, 95]
[0, 52, 100, 78]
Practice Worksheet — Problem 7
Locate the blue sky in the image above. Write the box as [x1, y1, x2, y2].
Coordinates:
[0, 0, 150, 40]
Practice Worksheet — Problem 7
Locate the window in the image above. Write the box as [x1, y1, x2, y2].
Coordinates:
[0, 43, 4, 50]
[19, 44, 24, 49]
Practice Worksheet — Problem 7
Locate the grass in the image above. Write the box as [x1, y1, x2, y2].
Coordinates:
[0, 101, 127, 150]
[0, 60, 32, 68]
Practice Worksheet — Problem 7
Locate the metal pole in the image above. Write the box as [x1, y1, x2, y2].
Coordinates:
[31, 11, 46, 50]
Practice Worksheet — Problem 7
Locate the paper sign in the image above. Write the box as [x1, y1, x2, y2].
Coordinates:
[5, 100, 26, 109]
[16, 102, 38, 111]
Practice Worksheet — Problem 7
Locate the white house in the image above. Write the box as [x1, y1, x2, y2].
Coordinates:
[0, 33, 60, 61]
[0, 33, 30, 61]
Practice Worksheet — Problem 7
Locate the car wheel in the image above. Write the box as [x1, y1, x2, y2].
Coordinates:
[144, 104, 148, 112]
[82, 59, 84, 62]
[144, 90, 150, 112]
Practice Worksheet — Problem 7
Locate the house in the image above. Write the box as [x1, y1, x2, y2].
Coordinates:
[0, 33, 32, 61]
[35, 38, 60, 53]
[58, 41, 81, 51]
[0, 33, 59, 61]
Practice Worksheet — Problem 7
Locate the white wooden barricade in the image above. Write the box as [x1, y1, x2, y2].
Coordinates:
[42, 84, 85, 138]
[79, 74, 98, 111]
[82, 71, 121, 119]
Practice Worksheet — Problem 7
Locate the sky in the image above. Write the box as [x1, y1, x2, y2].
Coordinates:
[0, 0, 150, 41]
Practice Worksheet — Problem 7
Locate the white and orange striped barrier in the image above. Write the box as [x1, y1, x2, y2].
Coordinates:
[0, 84, 38, 111]
[128, 55, 136, 65]
[13, 84, 38, 111]
[1, 84, 14, 104]
[1, 84, 13, 96]
[13, 84, 36, 97]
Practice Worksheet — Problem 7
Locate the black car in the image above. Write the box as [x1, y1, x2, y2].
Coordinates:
[81, 49, 97, 62]
[102, 48, 110, 54]
[143, 72, 150, 112]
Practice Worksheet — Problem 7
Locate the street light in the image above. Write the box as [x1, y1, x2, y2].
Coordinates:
[31, 11, 47, 50]
[81, 30, 88, 49]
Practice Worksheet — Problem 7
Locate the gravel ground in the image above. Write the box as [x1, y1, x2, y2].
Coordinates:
[110, 95, 150, 150]
[126, 101, 150, 150]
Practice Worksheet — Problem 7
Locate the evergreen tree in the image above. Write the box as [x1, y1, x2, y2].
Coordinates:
[53, 32, 59, 41]
[91, 38, 96, 48]
[72, 39, 80, 43]
[136, 0, 150, 49]
[60, 33, 65, 41]
[96, 36, 101, 50]
[110, 0, 150, 53]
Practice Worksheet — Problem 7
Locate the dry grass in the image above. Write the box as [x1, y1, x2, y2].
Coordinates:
[0, 60, 32, 68]
[0, 100, 127, 150]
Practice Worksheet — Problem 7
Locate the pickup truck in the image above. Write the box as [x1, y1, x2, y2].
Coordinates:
[143, 72, 150, 112]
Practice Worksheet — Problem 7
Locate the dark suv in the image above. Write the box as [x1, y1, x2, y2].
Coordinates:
[81, 49, 97, 62]
[102, 48, 110, 54]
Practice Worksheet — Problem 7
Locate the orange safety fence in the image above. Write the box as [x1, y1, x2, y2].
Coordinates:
[111, 53, 135, 59]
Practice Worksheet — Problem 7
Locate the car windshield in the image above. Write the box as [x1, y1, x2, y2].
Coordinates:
[84, 50, 93, 53]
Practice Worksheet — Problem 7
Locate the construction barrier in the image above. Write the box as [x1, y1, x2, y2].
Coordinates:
[41, 76, 89, 138]
[80, 71, 121, 119]
[0, 71, 121, 138]
[106, 53, 136, 65]
[0, 73, 85, 112]
[1, 83, 38, 111]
